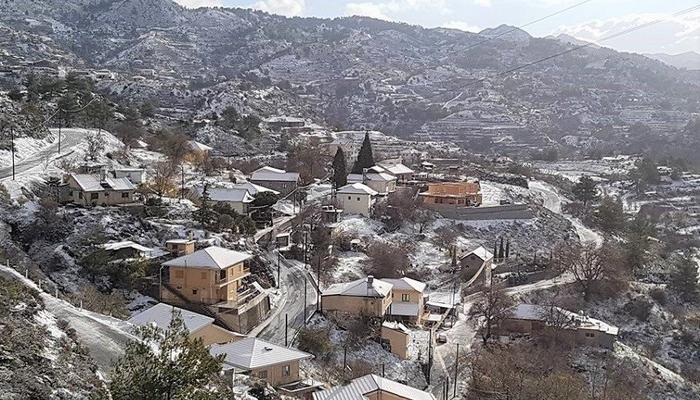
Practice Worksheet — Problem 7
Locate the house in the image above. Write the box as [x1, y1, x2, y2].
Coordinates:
[128, 303, 244, 346]
[250, 166, 300, 196]
[499, 304, 619, 349]
[102, 241, 155, 260]
[231, 181, 280, 197]
[313, 374, 436, 400]
[383, 277, 426, 324]
[376, 162, 415, 182]
[198, 186, 255, 215]
[419, 181, 482, 207]
[348, 168, 397, 195]
[336, 183, 377, 217]
[459, 246, 494, 286]
[113, 168, 147, 185]
[59, 173, 136, 206]
[210, 337, 313, 387]
[188, 140, 213, 153]
[165, 239, 196, 256]
[381, 321, 410, 359]
[322, 276, 393, 318]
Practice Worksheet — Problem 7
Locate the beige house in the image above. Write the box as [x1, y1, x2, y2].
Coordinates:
[336, 183, 378, 217]
[419, 181, 482, 207]
[165, 239, 196, 256]
[313, 374, 436, 400]
[348, 169, 397, 195]
[459, 246, 494, 286]
[250, 166, 300, 196]
[59, 173, 136, 206]
[499, 304, 619, 349]
[211, 337, 313, 387]
[383, 277, 426, 324]
[322, 276, 393, 317]
[128, 303, 244, 346]
[381, 321, 410, 359]
[376, 162, 414, 183]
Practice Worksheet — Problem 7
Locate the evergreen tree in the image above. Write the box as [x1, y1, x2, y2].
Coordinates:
[332, 148, 348, 189]
[109, 311, 227, 400]
[594, 196, 625, 232]
[572, 175, 598, 206]
[351, 131, 375, 174]
[498, 237, 505, 260]
[194, 184, 217, 230]
[670, 255, 699, 302]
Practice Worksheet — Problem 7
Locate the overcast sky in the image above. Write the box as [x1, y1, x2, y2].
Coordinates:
[174, 0, 699, 55]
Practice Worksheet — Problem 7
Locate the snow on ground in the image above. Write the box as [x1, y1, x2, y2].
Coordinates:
[332, 216, 384, 242]
[479, 181, 507, 206]
[532, 158, 637, 182]
[334, 251, 367, 282]
[306, 182, 332, 203]
[0, 133, 57, 167]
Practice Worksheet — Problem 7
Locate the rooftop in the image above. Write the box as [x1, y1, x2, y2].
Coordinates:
[461, 245, 494, 262]
[162, 246, 252, 270]
[508, 304, 619, 335]
[337, 183, 378, 196]
[69, 174, 136, 192]
[199, 187, 255, 203]
[210, 337, 312, 370]
[250, 166, 300, 182]
[381, 277, 426, 293]
[128, 303, 216, 334]
[313, 374, 435, 400]
[323, 276, 392, 298]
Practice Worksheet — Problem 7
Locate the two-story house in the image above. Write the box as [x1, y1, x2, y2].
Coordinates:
[335, 183, 378, 217]
[383, 277, 427, 324]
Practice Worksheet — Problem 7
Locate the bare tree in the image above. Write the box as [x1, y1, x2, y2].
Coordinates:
[433, 225, 459, 253]
[556, 242, 611, 301]
[149, 161, 177, 198]
[366, 241, 413, 278]
[468, 283, 514, 345]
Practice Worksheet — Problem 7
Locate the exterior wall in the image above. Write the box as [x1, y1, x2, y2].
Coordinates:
[499, 319, 616, 349]
[250, 360, 301, 386]
[381, 327, 409, 359]
[322, 293, 391, 317]
[424, 203, 533, 221]
[114, 170, 146, 184]
[250, 179, 297, 196]
[167, 262, 247, 305]
[215, 293, 271, 334]
[337, 193, 372, 216]
[64, 176, 135, 206]
[389, 288, 423, 324]
[166, 241, 195, 256]
[191, 324, 243, 346]
[460, 256, 493, 286]
[365, 180, 396, 194]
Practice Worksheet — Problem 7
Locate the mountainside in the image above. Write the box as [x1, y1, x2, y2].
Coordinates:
[1, 0, 699, 156]
[646, 52, 700, 71]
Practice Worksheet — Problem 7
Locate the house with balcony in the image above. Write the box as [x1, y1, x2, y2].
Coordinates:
[383, 277, 426, 325]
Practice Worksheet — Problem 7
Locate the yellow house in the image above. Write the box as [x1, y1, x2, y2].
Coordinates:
[211, 337, 313, 387]
[161, 246, 252, 305]
[127, 303, 244, 346]
[321, 276, 393, 317]
[419, 181, 482, 207]
[165, 239, 196, 256]
[313, 374, 436, 400]
[383, 277, 426, 325]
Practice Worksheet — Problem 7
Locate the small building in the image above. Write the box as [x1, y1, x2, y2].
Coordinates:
[322, 276, 393, 318]
[165, 239, 196, 256]
[102, 241, 155, 260]
[383, 277, 426, 324]
[336, 183, 377, 217]
[499, 304, 619, 349]
[250, 166, 300, 196]
[376, 162, 415, 182]
[60, 173, 136, 206]
[313, 374, 436, 400]
[419, 181, 482, 207]
[381, 321, 411, 360]
[459, 246, 494, 286]
[231, 181, 280, 197]
[348, 168, 397, 195]
[128, 303, 244, 346]
[199, 186, 255, 215]
[113, 168, 147, 185]
[210, 337, 313, 387]
[264, 116, 306, 132]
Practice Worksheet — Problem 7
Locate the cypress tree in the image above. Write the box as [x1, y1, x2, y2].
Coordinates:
[498, 237, 505, 260]
[332, 148, 348, 189]
[505, 239, 510, 259]
[351, 131, 375, 174]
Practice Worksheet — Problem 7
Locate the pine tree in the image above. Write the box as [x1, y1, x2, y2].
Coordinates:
[505, 239, 510, 259]
[109, 311, 227, 400]
[351, 131, 375, 174]
[194, 184, 217, 230]
[332, 148, 348, 189]
[572, 175, 598, 206]
[670, 255, 699, 302]
[498, 237, 505, 260]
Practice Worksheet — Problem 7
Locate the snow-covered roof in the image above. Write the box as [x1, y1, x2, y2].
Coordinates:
[102, 241, 153, 253]
[382, 277, 426, 293]
[210, 337, 312, 370]
[69, 174, 136, 192]
[323, 277, 392, 298]
[387, 302, 420, 317]
[378, 162, 414, 176]
[200, 187, 255, 204]
[231, 181, 280, 196]
[113, 167, 145, 173]
[128, 303, 213, 334]
[250, 166, 300, 182]
[188, 140, 213, 152]
[264, 116, 305, 124]
[347, 172, 396, 183]
[313, 374, 435, 400]
[162, 246, 252, 270]
[461, 246, 494, 262]
[382, 321, 411, 335]
[337, 183, 378, 196]
[508, 304, 619, 335]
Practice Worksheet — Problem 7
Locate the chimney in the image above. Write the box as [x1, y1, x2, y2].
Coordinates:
[99, 168, 107, 182]
[367, 275, 374, 288]
[362, 168, 368, 184]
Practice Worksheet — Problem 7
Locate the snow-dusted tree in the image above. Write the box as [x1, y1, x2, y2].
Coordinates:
[332, 147, 347, 189]
[557, 242, 611, 301]
[351, 131, 374, 174]
[670, 254, 699, 303]
[109, 311, 227, 400]
[468, 284, 514, 345]
[84, 131, 105, 161]
[572, 175, 598, 207]
[149, 161, 177, 198]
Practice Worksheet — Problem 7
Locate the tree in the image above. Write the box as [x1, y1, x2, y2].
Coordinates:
[623, 214, 656, 271]
[572, 175, 598, 206]
[84, 131, 105, 161]
[630, 157, 660, 192]
[468, 284, 514, 345]
[593, 195, 625, 233]
[85, 99, 113, 134]
[109, 311, 227, 400]
[149, 161, 177, 198]
[287, 142, 326, 184]
[351, 131, 374, 174]
[670, 254, 699, 303]
[557, 242, 612, 301]
[194, 184, 217, 229]
[366, 241, 412, 278]
[332, 148, 348, 189]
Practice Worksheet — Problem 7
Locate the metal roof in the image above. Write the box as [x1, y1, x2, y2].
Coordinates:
[337, 183, 378, 196]
[313, 374, 435, 400]
[387, 302, 420, 317]
[128, 303, 213, 334]
[323, 277, 392, 298]
[210, 337, 312, 370]
[382, 277, 426, 293]
[250, 166, 300, 182]
[162, 246, 252, 270]
[509, 304, 619, 335]
[69, 174, 136, 192]
[461, 245, 494, 262]
[199, 187, 255, 203]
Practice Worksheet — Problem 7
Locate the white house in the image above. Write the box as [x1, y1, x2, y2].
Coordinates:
[113, 168, 147, 185]
[336, 183, 377, 216]
[347, 169, 397, 195]
[198, 187, 255, 215]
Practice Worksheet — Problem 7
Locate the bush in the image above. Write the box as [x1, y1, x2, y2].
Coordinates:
[297, 327, 333, 356]
[649, 288, 667, 305]
[623, 298, 653, 322]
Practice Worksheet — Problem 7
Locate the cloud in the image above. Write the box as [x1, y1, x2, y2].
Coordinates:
[473, 0, 491, 7]
[345, 0, 450, 21]
[442, 20, 481, 33]
[174, 0, 224, 7]
[251, 0, 306, 16]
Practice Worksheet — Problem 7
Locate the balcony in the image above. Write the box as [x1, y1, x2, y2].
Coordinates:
[215, 270, 251, 288]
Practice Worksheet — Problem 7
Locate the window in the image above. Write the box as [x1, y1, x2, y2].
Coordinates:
[219, 270, 227, 280]
[348, 196, 351, 200]
[282, 365, 290, 377]
[90, 193, 99, 200]
[122, 192, 130, 198]
[104, 192, 110, 197]
[585, 332, 595, 338]
[401, 294, 410, 302]
[257, 370, 268, 379]
[357, 197, 360, 201]
[192, 289, 198, 295]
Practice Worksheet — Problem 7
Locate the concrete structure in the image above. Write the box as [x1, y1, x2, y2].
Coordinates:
[376, 162, 415, 182]
[459, 246, 494, 286]
[314, 374, 436, 400]
[59, 173, 136, 206]
[322, 276, 393, 318]
[165, 239, 196, 256]
[113, 168, 147, 185]
[381, 321, 410, 360]
[250, 166, 300, 196]
[336, 183, 377, 217]
[419, 181, 483, 207]
[499, 304, 619, 349]
[383, 277, 426, 324]
[211, 337, 313, 386]
[128, 303, 244, 346]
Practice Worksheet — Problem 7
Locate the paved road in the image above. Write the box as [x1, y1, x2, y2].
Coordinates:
[253, 251, 318, 346]
[0, 128, 90, 180]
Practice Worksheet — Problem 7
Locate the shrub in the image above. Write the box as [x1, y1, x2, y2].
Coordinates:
[623, 298, 653, 322]
[649, 288, 667, 305]
[297, 327, 333, 356]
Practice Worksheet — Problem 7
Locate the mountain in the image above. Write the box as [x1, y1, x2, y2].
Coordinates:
[645, 52, 700, 71]
[479, 24, 531, 44]
[548, 33, 600, 49]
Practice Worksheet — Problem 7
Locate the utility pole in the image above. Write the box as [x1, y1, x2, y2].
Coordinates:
[10, 126, 15, 181]
[454, 343, 460, 398]
[180, 164, 185, 202]
[57, 117, 62, 154]
[303, 276, 307, 324]
[427, 329, 433, 384]
[316, 255, 321, 310]
[284, 313, 288, 347]
[277, 251, 281, 288]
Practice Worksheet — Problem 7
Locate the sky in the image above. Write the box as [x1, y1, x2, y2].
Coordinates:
[174, 0, 700, 55]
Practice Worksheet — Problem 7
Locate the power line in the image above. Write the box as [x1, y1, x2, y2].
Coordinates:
[461, 3, 700, 90]
[462, 0, 595, 52]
